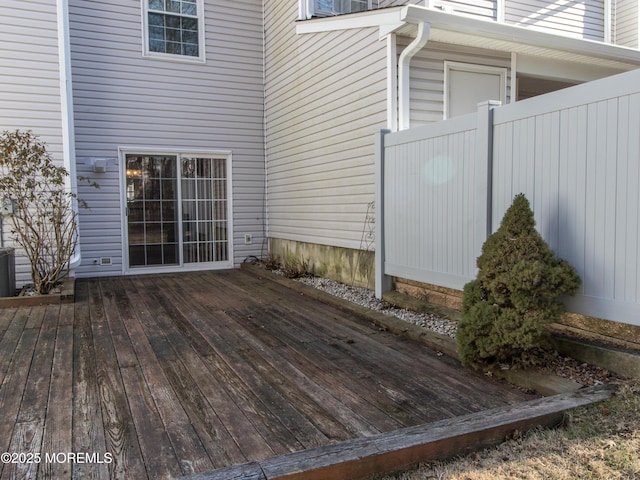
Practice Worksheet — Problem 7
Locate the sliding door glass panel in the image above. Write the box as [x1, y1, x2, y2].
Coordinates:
[126, 155, 179, 267]
[181, 157, 228, 264]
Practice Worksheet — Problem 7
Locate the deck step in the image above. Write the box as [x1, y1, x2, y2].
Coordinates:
[179, 385, 613, 480]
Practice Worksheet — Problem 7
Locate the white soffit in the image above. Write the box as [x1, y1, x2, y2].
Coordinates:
[427, 29, 640, 70]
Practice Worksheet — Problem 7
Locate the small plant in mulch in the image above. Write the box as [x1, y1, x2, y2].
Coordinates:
[280, 255, 310, 279]
[457, 193, 581, 370]
[260, 252, 311, 279]
[262, 252, 281, 271]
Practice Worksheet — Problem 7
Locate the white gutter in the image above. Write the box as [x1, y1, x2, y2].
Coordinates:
[397, 20, 430, 130]
[57, 0, 81, 271]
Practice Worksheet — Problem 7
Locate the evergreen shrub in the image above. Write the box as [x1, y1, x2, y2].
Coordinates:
[457, 193, 581, 369]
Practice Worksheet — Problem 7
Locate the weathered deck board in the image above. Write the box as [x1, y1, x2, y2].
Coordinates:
[72, 280, 109, 480]
[40, 320, 74, 480]
[0, 306, 17, 345]
[160, 274, 398, 432]
[6, 306, 58, 480]
[88, 279, 146, 480]
[208, 271, 514, 420]
[180, 274, 409, 431]
[119, 277, 215, 476]
[0, 308, 28, 388]
[98, 277, 191, 479]
[0, 270, 536, 479]
[141, 277, 285, 462]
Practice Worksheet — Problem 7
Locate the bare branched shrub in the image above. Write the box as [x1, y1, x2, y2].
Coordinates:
[0, 130, 85, 294]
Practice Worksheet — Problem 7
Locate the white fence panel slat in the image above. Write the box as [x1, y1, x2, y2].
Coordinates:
[380, 69, 640, 327]
[382, 112, 486, 290]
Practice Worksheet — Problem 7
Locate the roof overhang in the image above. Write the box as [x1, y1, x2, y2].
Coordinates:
[296, 5, 640, 71]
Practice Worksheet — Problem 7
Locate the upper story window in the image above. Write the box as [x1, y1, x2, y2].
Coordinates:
[301, 0, 371, 19]
[143, 0, 205, 62]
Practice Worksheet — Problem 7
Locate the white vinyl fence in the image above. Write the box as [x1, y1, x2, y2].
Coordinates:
[376, 68, 640, 327]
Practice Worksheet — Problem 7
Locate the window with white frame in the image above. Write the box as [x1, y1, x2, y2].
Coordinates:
[301, 0, 371, 19]
[144, 0, 204, 60]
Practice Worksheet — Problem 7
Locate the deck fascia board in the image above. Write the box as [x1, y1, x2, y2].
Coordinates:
[180, 385, 613, 480]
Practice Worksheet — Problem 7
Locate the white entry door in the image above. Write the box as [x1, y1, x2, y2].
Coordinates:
[123, 152, 232, 272]
[444, 62, 507, 118]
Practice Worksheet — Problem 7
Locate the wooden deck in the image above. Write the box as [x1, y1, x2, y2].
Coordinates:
[0, 269, 534, 479]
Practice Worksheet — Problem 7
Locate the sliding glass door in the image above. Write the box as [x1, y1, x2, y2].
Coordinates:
[126, 155, 179, 267]
[125, 153, 230, 270]
[181, 157, 228, 263]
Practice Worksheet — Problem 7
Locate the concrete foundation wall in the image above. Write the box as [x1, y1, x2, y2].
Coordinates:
[269, 238, 374, 289]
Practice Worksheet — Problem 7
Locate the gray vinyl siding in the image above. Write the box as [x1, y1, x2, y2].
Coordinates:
[505, 0, 605, 41]
[265, 0, 388, 250]
[0, 0, 65, 286]
[69, 0, 265, 276]
[406, 40, 511, 126]
[613, 0, 639, 47]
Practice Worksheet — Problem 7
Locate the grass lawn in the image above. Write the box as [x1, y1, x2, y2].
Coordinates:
[376, 380, 639, 480]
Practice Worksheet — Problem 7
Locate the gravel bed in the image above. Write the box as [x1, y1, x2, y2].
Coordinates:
[295, 275, 459, 338]
[288, 273, 625, 387]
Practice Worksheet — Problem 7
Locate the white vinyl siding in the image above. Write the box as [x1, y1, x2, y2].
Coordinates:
[70, 0, 265, 277]
[0, 0, 65, 286]
[266, 0, 388, 249]
[404, 40, 511, 126]
[613, 0, 639, 47]
[505, 0, 605, 41]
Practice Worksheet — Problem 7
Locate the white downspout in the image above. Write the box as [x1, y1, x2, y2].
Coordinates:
[57, 0, 81, 271]
[386, 34, 398, 131]
[398, 21, 430, 130]
[496, 0, 505, 23]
